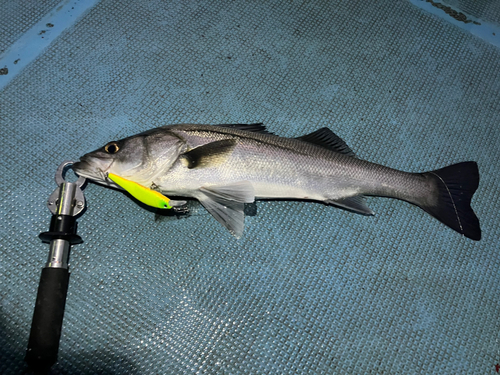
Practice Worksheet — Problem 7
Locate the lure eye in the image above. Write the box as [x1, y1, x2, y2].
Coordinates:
[104, 142, 120, 154]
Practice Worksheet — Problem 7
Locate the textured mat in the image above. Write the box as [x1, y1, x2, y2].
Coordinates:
[445, 0, 500, 25]
[1, 0, 499, 374]
[0, 0, 61, 53]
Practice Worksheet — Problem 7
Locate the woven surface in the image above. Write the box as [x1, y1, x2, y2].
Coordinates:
[444, 0, 500, 25]
[0, 0, 61, 53]
[1, 0, 499, 374]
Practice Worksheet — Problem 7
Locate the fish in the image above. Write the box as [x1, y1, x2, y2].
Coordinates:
[73, 123, 481, 240]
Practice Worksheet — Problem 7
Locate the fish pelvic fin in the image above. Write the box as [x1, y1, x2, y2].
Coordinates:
[196, 181, 255, 238]
[421, 162, 481, 241]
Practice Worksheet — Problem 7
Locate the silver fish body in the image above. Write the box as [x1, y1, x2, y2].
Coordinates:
[73, 124, 481, 240]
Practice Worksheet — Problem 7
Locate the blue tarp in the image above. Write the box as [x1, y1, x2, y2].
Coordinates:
[1, 0, 499, 373]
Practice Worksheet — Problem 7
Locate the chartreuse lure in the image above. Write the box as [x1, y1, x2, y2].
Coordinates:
[107, 173, 172, 209]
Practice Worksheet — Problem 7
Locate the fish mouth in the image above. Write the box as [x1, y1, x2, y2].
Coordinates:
[73, 157, 114, 186]
[72, 160, 92, 178]
[72, 160, 90, 174]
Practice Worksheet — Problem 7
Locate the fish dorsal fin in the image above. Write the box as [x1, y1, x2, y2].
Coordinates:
[183, 139, 237, 169]
[196, 181, 255, 238]
[326, 196, 374, 215]
[297, 127, 356, 157]
[215, 123, 273, 134]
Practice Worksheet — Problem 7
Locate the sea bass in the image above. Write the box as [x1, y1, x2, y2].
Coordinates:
[73, 123, 481, 240]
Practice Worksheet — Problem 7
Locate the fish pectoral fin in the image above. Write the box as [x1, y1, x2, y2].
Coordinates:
[326, 195, 374, 215]
[196, 181, 255, 238]
[182, 139, 237, 169]
[296, 128, 356, 157]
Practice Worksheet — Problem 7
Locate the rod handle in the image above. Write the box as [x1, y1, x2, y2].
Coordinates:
[25, 267, 70, 372]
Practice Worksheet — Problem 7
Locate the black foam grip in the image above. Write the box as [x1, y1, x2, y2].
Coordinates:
[26, 267, 70, 372]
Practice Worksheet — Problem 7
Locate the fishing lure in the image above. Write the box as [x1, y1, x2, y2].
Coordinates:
[107, 172, 173, 209]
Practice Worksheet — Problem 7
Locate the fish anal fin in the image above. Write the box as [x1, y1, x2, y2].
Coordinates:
[183, 139, 237, 169]
[326, 195, 374, 215]
[297, 128, 356, 157]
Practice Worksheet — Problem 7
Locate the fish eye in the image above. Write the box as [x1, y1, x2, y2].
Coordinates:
[104, 142, 120, 154]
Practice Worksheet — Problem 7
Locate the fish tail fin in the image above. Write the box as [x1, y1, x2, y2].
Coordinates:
[421, 161, 481, 241]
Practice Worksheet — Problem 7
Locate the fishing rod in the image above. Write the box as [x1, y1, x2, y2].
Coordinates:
[25, 161, 86, 373]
